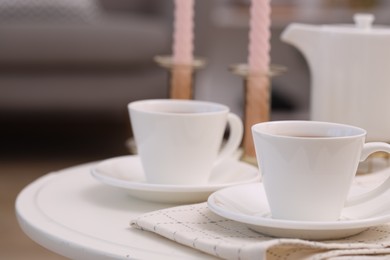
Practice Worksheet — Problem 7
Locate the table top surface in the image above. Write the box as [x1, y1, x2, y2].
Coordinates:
[15, 161, 216, 260]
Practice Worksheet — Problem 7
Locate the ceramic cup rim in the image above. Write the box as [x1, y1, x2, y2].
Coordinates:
[252, 120, 367, 140]
[128, 99, 229, 116]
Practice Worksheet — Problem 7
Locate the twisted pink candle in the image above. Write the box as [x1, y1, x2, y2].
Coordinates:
[173, 0, 194, 65]
[248, 0, 271, 74]
[243, 0, 271, 159]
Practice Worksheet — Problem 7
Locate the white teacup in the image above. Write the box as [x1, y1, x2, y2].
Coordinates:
[252, 120, 390, 222]
[129, 99, 243, 185]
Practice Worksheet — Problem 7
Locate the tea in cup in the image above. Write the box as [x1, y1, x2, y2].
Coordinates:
[252, 120, 390, 221]
[129, 99, 243, 185]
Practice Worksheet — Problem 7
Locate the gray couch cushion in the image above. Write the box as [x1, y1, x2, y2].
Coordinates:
[0, 0, 100, 23]
[0, 15, 170, 64]
[0, 0, 170, 64]
[0, 68, 168, 113]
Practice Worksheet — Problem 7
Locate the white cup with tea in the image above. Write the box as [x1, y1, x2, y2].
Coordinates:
[252, 120, 390, 222]
[129, 99, 243, 185]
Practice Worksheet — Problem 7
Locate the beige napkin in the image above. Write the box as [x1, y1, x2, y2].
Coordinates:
[131, 202, 390, 260]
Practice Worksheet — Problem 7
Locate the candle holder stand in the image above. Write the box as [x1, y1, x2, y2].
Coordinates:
[155, 55, 206, 100]
[230, 63, 286, 165]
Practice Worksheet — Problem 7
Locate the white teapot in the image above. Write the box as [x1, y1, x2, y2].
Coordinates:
[282, 14, 390, 141]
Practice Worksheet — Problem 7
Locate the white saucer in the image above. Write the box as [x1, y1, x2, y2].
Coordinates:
[207, 183, 390, 240]
[91, 155, 260, 204]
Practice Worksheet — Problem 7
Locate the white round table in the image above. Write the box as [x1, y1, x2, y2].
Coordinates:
[16, 161, 216, 259]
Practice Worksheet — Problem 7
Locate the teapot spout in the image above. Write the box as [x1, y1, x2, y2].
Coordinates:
[281, 23, 320, 63]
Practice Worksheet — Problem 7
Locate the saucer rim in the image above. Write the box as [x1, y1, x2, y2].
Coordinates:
[90, 155, 261, 193]
[207, 183, 390, 231]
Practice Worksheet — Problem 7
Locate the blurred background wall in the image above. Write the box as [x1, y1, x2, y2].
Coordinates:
[1, 0, 388, 158]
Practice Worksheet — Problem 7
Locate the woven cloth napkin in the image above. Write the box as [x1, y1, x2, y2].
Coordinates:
[131, 164, 390, 260]
[131, 202, 390, 260]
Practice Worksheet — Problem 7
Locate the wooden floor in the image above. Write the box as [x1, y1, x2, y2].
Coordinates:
[1, 116, 129, 259]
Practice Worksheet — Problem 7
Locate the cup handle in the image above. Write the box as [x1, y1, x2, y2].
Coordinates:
[345, 142, 390, 207]
[215, 113, 243, 164]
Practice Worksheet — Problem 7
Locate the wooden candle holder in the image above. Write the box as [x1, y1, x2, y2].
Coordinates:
[231, 63, 286, 164]
[155, 55, 206, 100]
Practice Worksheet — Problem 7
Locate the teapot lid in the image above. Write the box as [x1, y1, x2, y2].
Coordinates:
[322, 14, 389, 34]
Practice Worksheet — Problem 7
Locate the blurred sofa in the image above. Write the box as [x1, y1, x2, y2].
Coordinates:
[0, 0, 172, 121]
[0, 0, 177, 155]
[0, 0, 312, 156]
